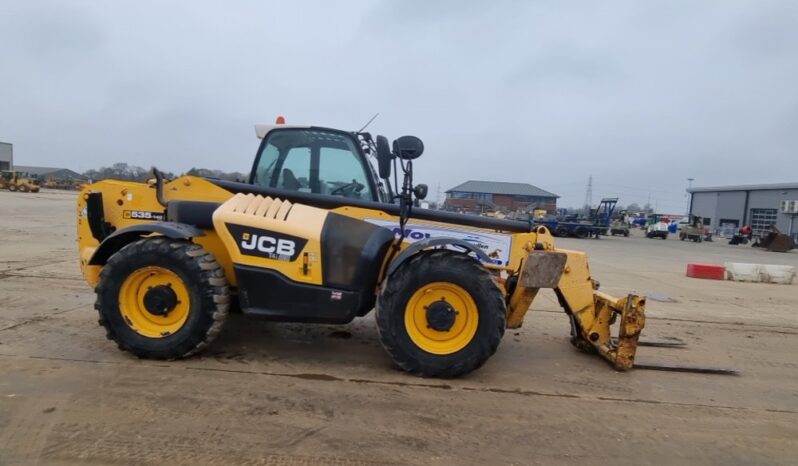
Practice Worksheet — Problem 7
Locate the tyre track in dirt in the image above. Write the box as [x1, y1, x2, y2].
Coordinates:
[1, 353, 795, 416]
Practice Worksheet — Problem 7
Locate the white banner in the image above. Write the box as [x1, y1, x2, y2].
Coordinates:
[364, 218, 513, 266]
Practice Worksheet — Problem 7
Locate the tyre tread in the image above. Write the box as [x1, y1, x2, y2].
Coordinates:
[376, 250, 505, 377]
[95, 237, 229, 359]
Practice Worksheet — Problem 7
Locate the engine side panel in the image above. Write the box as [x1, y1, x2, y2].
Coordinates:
[213, 193, 328, 286]
[212, 193, 395, 322]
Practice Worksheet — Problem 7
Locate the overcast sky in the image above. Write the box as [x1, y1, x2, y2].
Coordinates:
[1, 1, 797, 211]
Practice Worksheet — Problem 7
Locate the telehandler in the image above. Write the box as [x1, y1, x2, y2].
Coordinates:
[77, 119, 648, 377]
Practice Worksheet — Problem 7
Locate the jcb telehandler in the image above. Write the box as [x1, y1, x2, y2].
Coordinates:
[77, 120, 647, 377]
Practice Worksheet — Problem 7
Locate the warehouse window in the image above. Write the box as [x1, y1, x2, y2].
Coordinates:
[750, 208, 778, 237]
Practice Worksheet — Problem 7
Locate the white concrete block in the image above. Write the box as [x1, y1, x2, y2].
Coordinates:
[724, 262, 796, 284]
[761, 264, 796, 285]
[724, 262, 762, 282]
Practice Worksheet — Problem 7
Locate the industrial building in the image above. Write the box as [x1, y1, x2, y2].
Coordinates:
[688, 182, 798, 238]
[445, 180, 558, 214]
[14, 165, 85, 181]
[0, 142, 12, 170]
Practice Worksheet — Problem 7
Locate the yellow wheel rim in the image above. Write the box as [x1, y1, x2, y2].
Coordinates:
[119, 266, 190, 338]
[404, 282, 479, 355]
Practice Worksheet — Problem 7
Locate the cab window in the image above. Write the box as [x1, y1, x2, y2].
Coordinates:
[252, 129, 373, 200]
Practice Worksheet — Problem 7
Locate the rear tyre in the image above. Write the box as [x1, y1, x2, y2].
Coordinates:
[574, 227, 588, 239]
[8, 184, 17, 192]
[95, 237, 230, 359]
[555, 226, 568, 237]
[624, 230, 629, 237]
[376, 250, 505, 377]
[18, 184, 29, 192]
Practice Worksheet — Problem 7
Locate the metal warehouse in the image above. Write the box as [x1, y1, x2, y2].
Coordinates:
[0, 142, 12, 170]
[14, 165, 86, 181]
[688, 182, 798, 239]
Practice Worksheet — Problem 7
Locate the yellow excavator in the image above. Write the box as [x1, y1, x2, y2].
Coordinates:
[76, 119, 651, 377]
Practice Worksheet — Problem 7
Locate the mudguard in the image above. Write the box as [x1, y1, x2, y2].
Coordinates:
[88, 222, 205, 265]
[386, 237, 491, 276]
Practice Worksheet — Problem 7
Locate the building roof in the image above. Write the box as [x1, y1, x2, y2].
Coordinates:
[447, 180, 559, 198]
[688, 182, 798, 193]
[14, 165, 86, 179]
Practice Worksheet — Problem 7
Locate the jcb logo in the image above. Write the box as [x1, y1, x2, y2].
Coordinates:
[241, 232, 296, 257]
[227, 224, 307, 262]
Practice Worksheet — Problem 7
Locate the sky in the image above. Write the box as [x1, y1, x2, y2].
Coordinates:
[1, 1, 797, 212]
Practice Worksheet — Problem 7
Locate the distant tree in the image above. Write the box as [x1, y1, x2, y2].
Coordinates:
[83, 163, 175, 182]
[184, 167, 247, 182]
[83, 164, 247, 183]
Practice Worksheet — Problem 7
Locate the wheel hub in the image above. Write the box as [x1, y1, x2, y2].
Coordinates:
[426, 299, 457, 332]
[143, 284, 178, 316]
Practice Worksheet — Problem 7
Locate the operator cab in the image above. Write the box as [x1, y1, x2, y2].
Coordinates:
[250, 125, 388, 202]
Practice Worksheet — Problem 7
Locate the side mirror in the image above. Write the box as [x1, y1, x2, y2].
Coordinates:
[375, 135, 392, 179]
[413, 184, 428, 200]
[392, 135, 424, 160]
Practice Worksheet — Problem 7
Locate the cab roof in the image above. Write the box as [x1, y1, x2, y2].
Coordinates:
[254, 124, 310, 139]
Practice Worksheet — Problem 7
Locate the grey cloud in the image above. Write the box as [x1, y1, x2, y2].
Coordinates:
[0, 0, 796, 211]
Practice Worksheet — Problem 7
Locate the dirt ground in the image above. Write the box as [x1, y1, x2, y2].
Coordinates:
[1, 189, 797, 465]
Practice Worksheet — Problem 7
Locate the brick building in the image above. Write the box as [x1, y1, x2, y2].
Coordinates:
[444, 180, 558, 214]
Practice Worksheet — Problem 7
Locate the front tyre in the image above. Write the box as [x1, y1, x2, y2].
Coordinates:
[95, 238, 230, 359]
[376, 250, 505, 377]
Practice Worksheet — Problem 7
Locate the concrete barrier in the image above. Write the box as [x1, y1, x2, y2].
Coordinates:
[686, 263, 725, 280]
[724, 262, 796, 284]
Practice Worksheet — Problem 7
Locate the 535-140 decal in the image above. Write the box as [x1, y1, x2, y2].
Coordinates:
[123, 210, 165, 221]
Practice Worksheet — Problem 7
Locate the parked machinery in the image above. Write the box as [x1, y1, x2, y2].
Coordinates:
[645, 214, 670, 240]
[679, 215, 704, 242]
[753, 225, 796, 252]
[0, 170, 40, 193]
